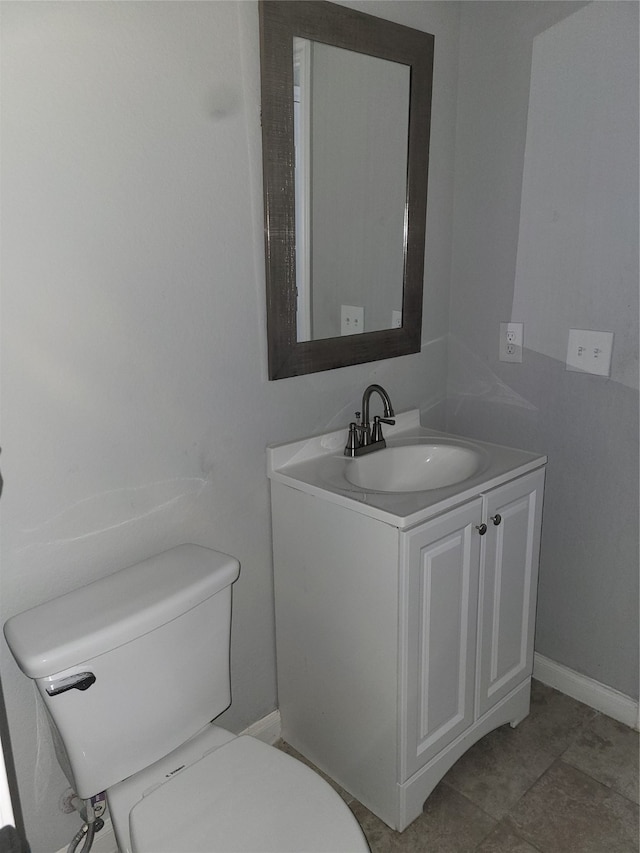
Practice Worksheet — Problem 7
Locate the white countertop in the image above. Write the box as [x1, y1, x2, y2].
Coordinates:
[267, 411, 546, 530]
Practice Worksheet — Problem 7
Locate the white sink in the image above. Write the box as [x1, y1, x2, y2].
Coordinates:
[344, 442, 484, 492]
[268, 410, 547, 527]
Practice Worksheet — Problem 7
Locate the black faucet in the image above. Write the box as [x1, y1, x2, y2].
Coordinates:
[344, 384, 395, 457]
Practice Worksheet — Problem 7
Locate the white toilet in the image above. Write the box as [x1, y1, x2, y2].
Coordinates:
[4, 545, 369, 852]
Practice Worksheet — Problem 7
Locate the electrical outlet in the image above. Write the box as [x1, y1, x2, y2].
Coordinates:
[391, 310, 402, 329]
[499, 322, 523, 362]
[341, 305, 364, 336]
[566, 329, 613, 376]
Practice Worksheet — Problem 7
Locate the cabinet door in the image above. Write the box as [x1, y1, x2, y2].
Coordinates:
[400, 499, 482, 780]
[477, 469, 545, 717]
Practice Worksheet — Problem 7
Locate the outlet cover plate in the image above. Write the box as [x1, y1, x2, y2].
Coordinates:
[499, 322, 523, 362]
[341, 304, 364, 336]
[566, 329, 613, 376]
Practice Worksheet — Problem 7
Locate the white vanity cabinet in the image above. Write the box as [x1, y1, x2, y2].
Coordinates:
[400, 469, 544, 790]
[269, 418, 545, 832]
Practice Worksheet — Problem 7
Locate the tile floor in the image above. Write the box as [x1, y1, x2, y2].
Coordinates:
[278, 681, 640, 853]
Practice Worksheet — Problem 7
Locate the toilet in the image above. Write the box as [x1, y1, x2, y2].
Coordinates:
[4, 545, 369, 852]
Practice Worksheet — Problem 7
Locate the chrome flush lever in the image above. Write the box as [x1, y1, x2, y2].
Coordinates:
[46, 672, 96, 697]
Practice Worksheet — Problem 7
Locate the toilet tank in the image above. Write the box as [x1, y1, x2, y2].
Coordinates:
[4, 545, 239, 799]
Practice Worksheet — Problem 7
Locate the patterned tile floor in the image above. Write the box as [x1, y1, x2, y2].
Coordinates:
[278, 681, 640, 852]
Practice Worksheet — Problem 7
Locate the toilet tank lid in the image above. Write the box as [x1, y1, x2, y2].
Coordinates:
[4, 545, 239, 679]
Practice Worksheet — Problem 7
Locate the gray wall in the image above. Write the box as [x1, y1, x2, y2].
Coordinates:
[0, 3, 459, 850]
[447, 1, 639, 698]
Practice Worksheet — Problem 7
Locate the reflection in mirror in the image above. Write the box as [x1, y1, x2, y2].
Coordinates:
[260, 1, 434, 379]
[293, 38, 409, 342]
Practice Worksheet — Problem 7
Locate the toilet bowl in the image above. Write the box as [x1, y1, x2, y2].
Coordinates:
[4, 545, 369, 852]
[109, 725, 368, 853]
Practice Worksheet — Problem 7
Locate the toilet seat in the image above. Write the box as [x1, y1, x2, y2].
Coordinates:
[129, 735, 370, 852]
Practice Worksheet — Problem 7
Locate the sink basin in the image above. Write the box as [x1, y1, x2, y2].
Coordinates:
[268, 410, 546, 524]
[344, 442, 485, 492]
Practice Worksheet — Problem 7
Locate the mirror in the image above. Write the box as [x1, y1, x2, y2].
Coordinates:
[259, 1, 434, 379]
[293, 37, 410, 342]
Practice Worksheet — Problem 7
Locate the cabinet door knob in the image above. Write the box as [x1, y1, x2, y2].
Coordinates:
[491, 514, 502, 526]
[475, 523, 487, 535]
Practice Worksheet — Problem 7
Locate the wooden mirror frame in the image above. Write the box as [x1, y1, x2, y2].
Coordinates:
[259, 0, 434, 380]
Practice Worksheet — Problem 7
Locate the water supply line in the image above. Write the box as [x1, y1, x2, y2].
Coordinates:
[66, 795, 104, 853]
[66, 819, 96, 853]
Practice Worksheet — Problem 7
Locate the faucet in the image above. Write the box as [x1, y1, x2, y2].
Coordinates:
[344, 384, 396, 457]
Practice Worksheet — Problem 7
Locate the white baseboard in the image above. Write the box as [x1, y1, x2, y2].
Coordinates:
[239, 708, 282, 744]
[53, 711, 283, 853]
[534, 652, 640, 731]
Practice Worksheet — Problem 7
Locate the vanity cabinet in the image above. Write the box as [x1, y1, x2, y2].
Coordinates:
[401, 470, 544, 784]
[270, 450, 545, 833]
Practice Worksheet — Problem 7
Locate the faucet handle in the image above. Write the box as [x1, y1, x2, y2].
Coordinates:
[371, 415, 395, 443]
[344, 423, 360, 457]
